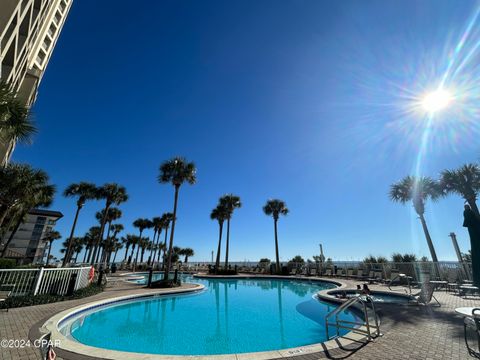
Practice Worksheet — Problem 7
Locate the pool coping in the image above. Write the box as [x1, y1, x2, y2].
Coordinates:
[38, 277, 374, 360]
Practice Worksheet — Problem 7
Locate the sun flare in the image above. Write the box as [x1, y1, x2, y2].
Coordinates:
[421, 89, 453, 113]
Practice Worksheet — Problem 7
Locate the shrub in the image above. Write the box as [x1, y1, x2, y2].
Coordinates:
[0, 283, 104, 309]
[0, 258, 16, 269]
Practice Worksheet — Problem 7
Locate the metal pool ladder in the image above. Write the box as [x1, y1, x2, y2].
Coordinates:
[325, 295, 381, 341]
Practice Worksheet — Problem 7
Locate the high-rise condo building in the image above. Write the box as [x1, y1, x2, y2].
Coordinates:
[0, 0, 72, 164]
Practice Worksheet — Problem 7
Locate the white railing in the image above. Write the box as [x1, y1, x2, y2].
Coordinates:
[0, 266, 91, 297]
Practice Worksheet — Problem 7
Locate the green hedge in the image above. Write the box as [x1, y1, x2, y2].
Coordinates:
[0, 283, 104, 309]
[0, 258, 16, 269]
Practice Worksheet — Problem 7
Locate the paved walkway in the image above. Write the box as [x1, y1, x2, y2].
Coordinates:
[0, 275, 478, 360]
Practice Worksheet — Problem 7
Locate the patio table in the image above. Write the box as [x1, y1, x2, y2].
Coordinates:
[455, 307, 477, 317]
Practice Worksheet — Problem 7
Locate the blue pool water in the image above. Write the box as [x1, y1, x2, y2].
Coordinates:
[64, 276, 360, 355]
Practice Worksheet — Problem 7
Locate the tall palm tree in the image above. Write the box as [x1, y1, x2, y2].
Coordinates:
[219, 194, 241, 269]
[105, 223, 123, 264]
[181, 248, 194, 264]
[96, 207, 122, 264]
[44, 230, 61, 265]
[157, 242, 166, 263]
[84, 226, 101, 263]
[263, 199, 289, 273]
[133, 218, 153, 251]
[126, 234, 139, 264]
[121, 236, 131, 262]
[211, 205, 228, 271]
[390, 176, 442, 262]
[90, 183, 128, 265]
[0, 82, 36, 165]
[62, 182, 98, 266]
[111, 240, 124, 264]
[158, 157, 196, 279]
[441, 163, 480, 216]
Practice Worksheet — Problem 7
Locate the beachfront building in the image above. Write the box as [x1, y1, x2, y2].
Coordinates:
[0, 0, 72, 164]
[1, 208, 63, 264]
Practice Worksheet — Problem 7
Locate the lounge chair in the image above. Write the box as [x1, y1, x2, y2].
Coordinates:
[346, 269, 354, 279]
[324, 268, 332, 277]
[0, 288, 12, 312]
[464, 308, 480, 358]
[411, 282, 441, 306]
[310, 268, 317, 277]
[290, 268, 297, 276]
[387, 269, 400, 285]
[353, 269, 368, 280]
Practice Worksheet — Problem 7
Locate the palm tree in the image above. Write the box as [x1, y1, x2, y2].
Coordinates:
[150, 216, 163, 264]
[90, 183, 128, 265]
[0, 82, 36, 165]
[96, 207, 122, 263]
[263, 199, 289, 273]
[137, 237, 150, 263]
[211, 205, 228, 271]
[44, 230, 61, 265]
[157, 242, 166, 263]
[0, 166, 55, 258]
[105, 223, 123, 264]
[181, 248, 194, 264]
[219, 194, 242, 269]
[390, 176, 442, 262]
[160, 212, 174, 269]
[133, 218, 153, 251]
[0, 163, 50, 230]
[126, 234, 139, 264]
[121, 236, 131, 262]
[84, 226, 101, 263]
[62, 182, 98, 266]
[158, 157, 196, 279]
[111, 240, 124, 264]
[441, 163, 480, 216]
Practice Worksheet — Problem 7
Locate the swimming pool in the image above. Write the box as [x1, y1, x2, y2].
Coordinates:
[59, 276, 360, 356]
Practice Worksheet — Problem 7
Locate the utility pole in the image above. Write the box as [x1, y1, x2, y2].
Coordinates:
[211, 250, 214, 264]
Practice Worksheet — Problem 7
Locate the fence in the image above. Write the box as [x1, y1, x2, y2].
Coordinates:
[0, 266, 91, 297]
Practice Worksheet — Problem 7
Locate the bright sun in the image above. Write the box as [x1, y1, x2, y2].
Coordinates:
[421, 89, 453, 113]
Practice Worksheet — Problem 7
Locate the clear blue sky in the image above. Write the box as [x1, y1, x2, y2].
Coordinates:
[13, 0, 480, 263]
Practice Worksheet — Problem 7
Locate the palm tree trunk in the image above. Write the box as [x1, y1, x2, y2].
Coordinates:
[162, 227, 168, 270]
[128, 244, 135, 264]
[141, 248, 145, 263]
[468, 198, 480, 217]
[82, 248, 88, 263]
[86, 246, 93, 263]
[0, 211, 26, 258]
[215, 222, 224, 272]
[419, 213, 439, 262]
[46, 241, 53, 265]
[151, 229, 158, 264]
[101, 222, 113, 266]
[63, 204, 82, 267]
[166, 186, 180, 280]
[74, 251, 79, 263]
[224, 218, 231, 269]
[124, 244, 130, 262]
[90, 203, 110, 265]
[274, 218, 281, 273]
[113, 249, 118, 263]
[135, 245, 140, 263]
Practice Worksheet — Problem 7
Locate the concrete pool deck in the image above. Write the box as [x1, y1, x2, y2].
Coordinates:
[0, 273, 478, 359]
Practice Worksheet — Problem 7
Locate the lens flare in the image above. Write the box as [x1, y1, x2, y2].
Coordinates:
[421, 89, 453, 113]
